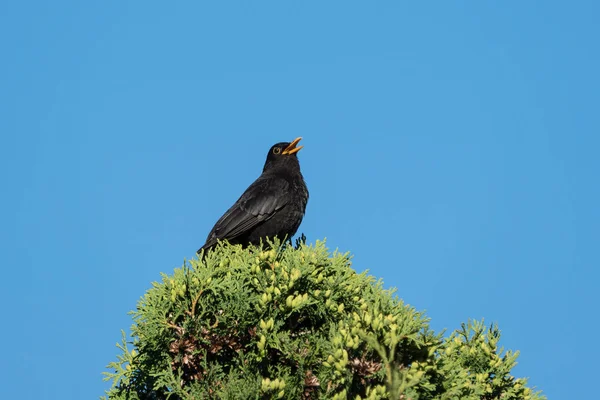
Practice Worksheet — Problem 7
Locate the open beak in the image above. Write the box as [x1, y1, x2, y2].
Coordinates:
[282, 137, 303, 155]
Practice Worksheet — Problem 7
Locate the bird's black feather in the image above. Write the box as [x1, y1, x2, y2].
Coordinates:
[198, 139, 308, 256]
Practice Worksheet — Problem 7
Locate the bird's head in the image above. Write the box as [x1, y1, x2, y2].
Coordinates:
[263, 137, 304, 172]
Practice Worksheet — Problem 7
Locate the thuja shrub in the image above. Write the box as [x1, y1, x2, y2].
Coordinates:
[103, 239, 544, 399]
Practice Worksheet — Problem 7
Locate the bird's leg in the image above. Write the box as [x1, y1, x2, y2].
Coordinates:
[294, 233, 307, 250]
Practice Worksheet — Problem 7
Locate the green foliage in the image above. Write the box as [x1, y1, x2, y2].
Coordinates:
[103, 239, 544, 399]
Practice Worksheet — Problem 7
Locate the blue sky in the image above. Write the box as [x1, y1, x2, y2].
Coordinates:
[1, 1, 598, 398]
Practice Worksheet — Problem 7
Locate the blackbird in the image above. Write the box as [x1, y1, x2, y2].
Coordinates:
[198, 137, 309, 255]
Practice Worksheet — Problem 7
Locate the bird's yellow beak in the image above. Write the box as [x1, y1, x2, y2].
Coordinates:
[282, 137, 303, 155]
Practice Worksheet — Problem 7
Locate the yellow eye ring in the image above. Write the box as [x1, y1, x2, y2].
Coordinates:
[273, 147, 281, 154]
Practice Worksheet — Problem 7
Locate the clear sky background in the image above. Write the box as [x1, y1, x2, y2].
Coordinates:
[1, 1, 598, 399]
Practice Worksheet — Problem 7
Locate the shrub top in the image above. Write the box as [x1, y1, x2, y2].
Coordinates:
[103, 239, 544, 400]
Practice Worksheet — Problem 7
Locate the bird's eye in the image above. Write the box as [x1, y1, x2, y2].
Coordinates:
[273, 147, 281, 155]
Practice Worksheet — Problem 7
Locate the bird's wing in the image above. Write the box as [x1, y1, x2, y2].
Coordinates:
[200, 176, 290, 251]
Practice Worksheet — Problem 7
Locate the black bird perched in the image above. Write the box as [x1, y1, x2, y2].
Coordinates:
[198, 137, 309, 256]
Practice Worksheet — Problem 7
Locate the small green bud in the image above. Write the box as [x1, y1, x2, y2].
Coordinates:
[334, 361, 343, 372]
[257, 335, 266, 351]
[291, 268, 301, 281]
[261, 377, 270, 391]
[372, 318, 381, 330]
